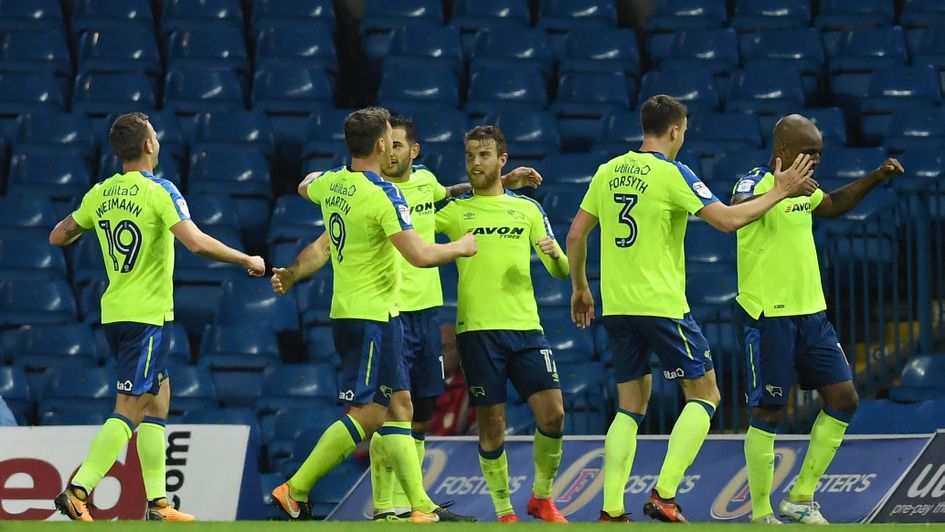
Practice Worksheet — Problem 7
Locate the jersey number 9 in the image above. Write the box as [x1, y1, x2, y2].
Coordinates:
[613, 194, 638, 248]
[98, 219, 142, 273]
[329, 212, 347, 263]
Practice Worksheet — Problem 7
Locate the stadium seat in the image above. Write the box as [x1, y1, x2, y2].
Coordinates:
[173, 283, 224, 336]
[553, 72, 635, 149]
[860, 64, 942, 116]
[189, 147, 272, 198]
[543, 316, 595, 363]
[98, 151, 183, 190]
[0, 365, 31, 423]
[0, 30, 70, 77]
[258, 364, 338, 408]
[169, 365, 218, 414]
[162, 322, 191, 366]
[252, 65, 333, 114]
[185, 195, 241, 231]
[77, 279, 106, 324]
[815, 0, 894, 30]
[9, 324, 99, 368]
[70, 233, 106, 287]
[192, 110, 275, 157]
[174, 226, 244, 284]
[451, 0, 530, 57]
[251, 0, 335, 34]
[559, 28, 640, 80]
[505, 402, 536, 434]
[72, 0, 153, 33]
[685, 221, 736, 264]
[731, 0, 812, 30]
[710, 149, 771, 189]
[400, 109, 465, 149]
[470, 29, 554, 82]
[255, 24, 337, 74]
[816, 147, 885, 181]
[161, 0, 244, 33]
[181, 407, 262, 448]
[538, 153, 609, 185]
[541, 183, 586, 223]
[739, 28, 825, 78]
[268, 195, 324, 244]
[900, 0, 945, 28]
[206, 367, 264, 407]
[538, 0, 617, 31]
[361, 0, 443, 59]
[803, 107, 847, 146]
[217, 278, 300, 334]
[687, 270, 738, 310]
[164, 67, 245, 114]
[593, 111, 643, 156]
[889, 354, 945, 402]
[829, 27, 908, 74]
[0, 279, 76, 327]
[465, 67, 548, 116]
[910, 29, 945, 74]
[659, 29, 740, 76]
[7, 146, 92, 203]
[305, 326, 339, 365]
[39, 366, 114, 414]
[199, 324, 280, 368]
[40, 410, 108, 427]
[166, 28, 250, 75]
[686, 112, 763, 157]
[726, 64, 805, 116]
[76, 28, 161, 78]
[385, 26, 463, 79]
[378, 64, 459, 111]
[648, 0, 727, 31]
[14, 112, 95, 159]
[298, 275, 333, 326]
[0, 72, 66, 115]
[639, 66, 719, 114]
[557, 362, 608, 409]
[0, 236, 67, 281]
[0, 193, 57, 239]
[883, 107, 945, 153]
[73, 72, 158, 116]
[480, 111, 558, 160]
[0, 0, 62, 31]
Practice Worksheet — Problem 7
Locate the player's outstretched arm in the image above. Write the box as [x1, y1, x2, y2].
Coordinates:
[49, 215, 88, 246]
[271, 232, 330, 295]
[567, 209, 599, 329]
[170, 220, 265, 276]
[814, 158, 904, 218]
[389, 229, 477, 268]
[502, 166, 543, 190]
[699, 154, 814, 233]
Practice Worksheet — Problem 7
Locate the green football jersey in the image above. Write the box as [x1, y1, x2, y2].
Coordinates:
[732, 166, 827, 319]
[396, 165, 448, 312]
[72, 171, 189, 326]
[307, 166, 413, 321]
[435, 190, 564, 334]
[579, 151, 719, 319]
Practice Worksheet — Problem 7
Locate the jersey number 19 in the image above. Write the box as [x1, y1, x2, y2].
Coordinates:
[98, 219, 142, 273]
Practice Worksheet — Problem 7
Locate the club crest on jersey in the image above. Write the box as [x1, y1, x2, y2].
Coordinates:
[506, 209, 526, 221]
[692, 181, 713, 199]
[736, 180, 754, 193]
[398, 204, 412, 225]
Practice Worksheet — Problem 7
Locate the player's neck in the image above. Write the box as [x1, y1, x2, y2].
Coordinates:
[473, 181, 504, 196]
[121, 160, 154, 175]
[383, 169, 411, 183]
[350, 156, 381, 175]
[639, 138, 673, 160]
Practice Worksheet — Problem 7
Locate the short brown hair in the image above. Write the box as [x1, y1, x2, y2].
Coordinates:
[640, 95, 688, 136]
[464, 125, 507, 156]
[344, 106, 391, 157]
[109, 112, 151, 162]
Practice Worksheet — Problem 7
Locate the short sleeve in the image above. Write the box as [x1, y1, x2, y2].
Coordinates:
[432, 180, 448, 202]
[154, 180, 191, 227]
[306, 178, 322, 205]
[527, 198, 555, 244]
[810, 188, 825, 210]
[72, 189, 95, 229]
[578, 165, 605, 217]
[732, 167, 767, 197]
[435, 201, 457, 236]
[668, 161, 719, 214]
[376, 182, 413, 237]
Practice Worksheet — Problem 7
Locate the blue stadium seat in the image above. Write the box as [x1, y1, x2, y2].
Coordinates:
[166, 28, 249, 74]
[271, 406, 340, 450]
[258, 364, 338, 405]
[378, 64, 459, 110]
[726, 64, 805, 116]
[900, 0, 945, 28]
[739, 28, 825, 76]
[685, 221, 736, 264]
[470, 29, 554, 81]
[76, 28, 160, 78]
[0, 365, 31, 423]
[480, 111, 558, 160]
[98, 151, 183, 189]
[686, 270, 738, 309]
[251, 0, 334, 34]
[174, 283, 224, 336]
[538, 153, 609, 185]
[889, 354, 945, 402]
[910, 28, 945, 74]
[217, 278, 300, 333]
[164, 67, 244, 114]
[451, 0, 530, 57]
[199, 324, 280, 368]
[659, 29, 739, 76]
[70, 234, 106, 286]
[0, 30, 70, 77]
[268, 195, 323, 244]
[76, 279, 106, 324]
[0, 72, 66, 115]
[828, 27, 908, 74]
[804, 107, 848, 145]
[0, 0, 62, 31]
[309, 468, 362, 516]
[163, 321, 192, 366]
[860, 64, 942, 115]
[385, 26, 463, 79]
[709, 149, 770, 189]
[553, 72, 635, 149]
[181, 407, 262, 448]
[884, 107, 945, 153]
[639, 66, 719, 114]
[395, 109, 462, 149]
[0, 193, 57, 239]
[542, 316, 595, 363]
[73, 71, 158, 116]
[418, 146, 466, 185]
[207, 367, 264, 407]
[161, 0, 243, 33]
[305, 326, 340, 365]
[169, 365, 218, 414]
[185, 195, 241, 231]
[557, 361, 608, 406]
[816, 147, 886, 181]
[39, 366, 113, 414]
[0, 278, 76, 327]
[299, 108, 349, 164]
[10, 324, 98, 368]
[255, 24, 337, 74]
[541, 183, 586, 223]
[192, 110, 275, 157]
[299, 275, 333, 326]
[593, 111, 643, 156]
[174, 226, 244, 284]
[560, 29, 640, 79]
[14, 112, 96, 159]
[7, 146, 92, 202]
[72, 0, 153, 34]
[731, 0, 812, 30]
[361, 0, 443, 58]
[40, 409, 108, 426]
[815, 0, 894, 30]
[189, 147, 272, 198]
[465, 67, 548, 116]
[845, 399, 900, 433]
[252, 65, 333, 114]
[686, 112, 763, 157]
[648, 0, 727, 31]
[0, 237, 66, 281]
[538, 0, 617, 30]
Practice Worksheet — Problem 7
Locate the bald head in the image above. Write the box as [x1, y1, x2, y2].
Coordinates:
[772, 114, 823, 171]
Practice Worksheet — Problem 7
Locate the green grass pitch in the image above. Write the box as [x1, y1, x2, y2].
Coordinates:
[4, 523, 945, 531]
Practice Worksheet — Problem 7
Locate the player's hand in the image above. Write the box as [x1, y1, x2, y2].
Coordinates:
[271, 267, 296, 295]
[245, 256, 266, 277]
[570, 286, 595, 329]
[455, 231, 478, 257]
[773, 154, 814, 198]
[536, 236, 560, 259]
[787, 176, 821, 198]
[502, 166, 543, 189]
[874, 158, 904, 180]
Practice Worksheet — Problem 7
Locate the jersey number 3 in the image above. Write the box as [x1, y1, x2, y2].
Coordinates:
[98, 219, 142, 273]
[613, 193, 638, 248]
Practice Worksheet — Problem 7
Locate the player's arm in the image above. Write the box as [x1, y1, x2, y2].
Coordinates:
[49, 215, 88, 246]
[271, 232, 330, 295]
[567, 209, 598, 329]
[699, 154, 815, 232]
[297, 171, 322, 201]
[170, 220, 265, 276]
[530, 205, 568, 279]
[389, 229, 477, 268]
[502, 166, 543, 189]
[813, 158, 903, 219]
